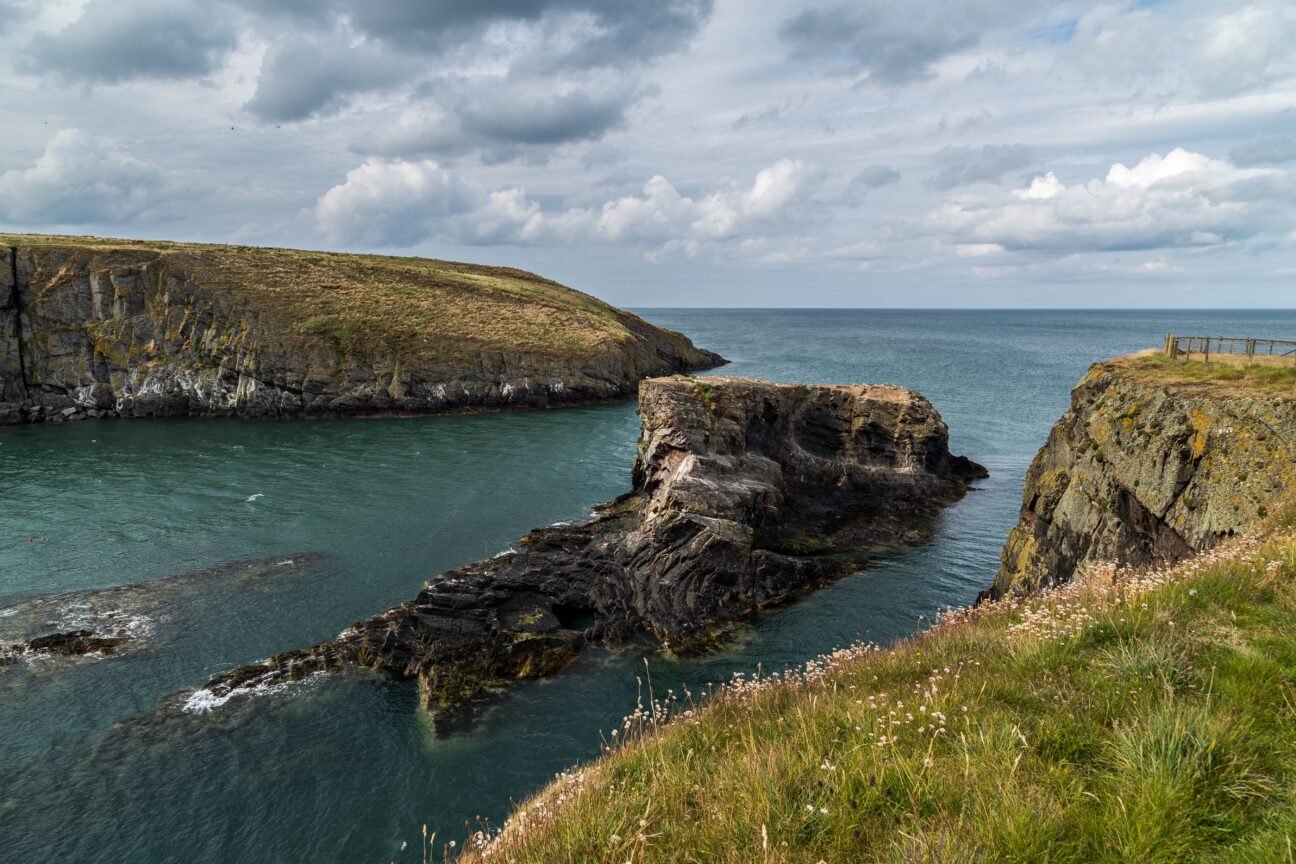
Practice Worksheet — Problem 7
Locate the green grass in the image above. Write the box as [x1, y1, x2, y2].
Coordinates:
[1108, 353, 1296, 396]
[1, 233, 704, 365]
[458, 510, 1296, 863]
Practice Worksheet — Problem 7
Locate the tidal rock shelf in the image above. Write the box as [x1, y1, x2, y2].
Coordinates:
[197, 376, 985, 711]
[0, 235, 723, 424]
[0, 554, 321, 676]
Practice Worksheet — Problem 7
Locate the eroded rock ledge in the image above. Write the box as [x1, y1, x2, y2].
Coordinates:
[988, 356, 1296, 598]
[197, 376, 984, 710]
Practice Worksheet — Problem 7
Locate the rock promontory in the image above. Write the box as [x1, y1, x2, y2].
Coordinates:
[197, 375, 985, 710]
[989, 353, 1296, 598]
[0, 235, 722, 423]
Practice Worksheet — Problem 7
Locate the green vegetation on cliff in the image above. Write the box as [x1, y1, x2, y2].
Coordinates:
[461, 510, 1296, 863]
[1110, 353, 1296, 397]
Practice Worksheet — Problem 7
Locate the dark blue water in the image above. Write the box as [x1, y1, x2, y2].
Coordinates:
[1, 310, 1291, 863]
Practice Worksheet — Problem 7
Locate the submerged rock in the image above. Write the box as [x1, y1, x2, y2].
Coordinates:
[0, 554, 321, 675]
[987, 355, 1296, 598]
[198, 376, 984, 710]
[0, 237, 723, 424]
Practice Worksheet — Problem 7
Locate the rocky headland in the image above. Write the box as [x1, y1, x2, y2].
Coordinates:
[0, 235, 722, 424]
[989, 352, 1296, 597]
[195, 375, 985, 710]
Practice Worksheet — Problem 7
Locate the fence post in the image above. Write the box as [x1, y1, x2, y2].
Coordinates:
[1164, 333, 1173, 357]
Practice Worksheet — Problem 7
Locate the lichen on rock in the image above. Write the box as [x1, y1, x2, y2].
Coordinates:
[987, 355, 1296, 598]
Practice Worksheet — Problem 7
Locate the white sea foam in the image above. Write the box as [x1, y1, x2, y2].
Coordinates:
[181, 671, 326, 715]
[246, 493, 264, 502]
[0, 607, 17, 618]
[51, 605, 156, 642]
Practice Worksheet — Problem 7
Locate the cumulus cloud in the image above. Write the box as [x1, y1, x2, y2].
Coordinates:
[26, 0, 237, 83]
[313, 156, 816, 255]
[928, 148, 1292, 253]
[0, 130, 163, 224]
[313, 160, 483, 247]
[779, 0, 1037, 85]
[928, 144, 1033, 190]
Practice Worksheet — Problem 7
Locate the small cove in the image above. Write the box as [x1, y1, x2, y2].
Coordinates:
[2, 309, 1292, 864]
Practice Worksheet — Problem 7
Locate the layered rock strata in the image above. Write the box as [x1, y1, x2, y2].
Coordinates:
[198, 376, 985, 710]
[0, 239, 722, 424]
[990, 358, 1296, 598]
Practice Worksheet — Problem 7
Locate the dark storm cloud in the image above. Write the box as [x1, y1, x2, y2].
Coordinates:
[854, 164, 900, 188]
[457, 88, 638, 146]
[240, 0, 710, 150]
[0, 0, 31, 33]
[26, 0, 237, 83]
[1230, 134, 1296, 166]
[245, 36, 413, 123]
[364, 83, 642, 160]
[23, 0, 711, 94]
[340, 0, 714, 65]
[779, 0, 1036, 85]
[927, 144, 1034, 189]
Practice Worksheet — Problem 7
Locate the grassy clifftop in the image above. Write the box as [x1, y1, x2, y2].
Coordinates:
[0, 234, 721, 421]
[1105, 352, 1296, 397]
[0, 233, 679, 364]
[461, 509, 1296, 863]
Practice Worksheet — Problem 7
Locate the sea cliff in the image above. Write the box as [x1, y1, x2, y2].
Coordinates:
[194, 375, 984, 710]
[990, 353, 1296, 597]
[0, 235, 722, 423]
[447, 355, 1296, 864]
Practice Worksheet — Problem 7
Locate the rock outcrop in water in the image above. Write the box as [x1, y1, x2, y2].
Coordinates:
[198, 376, 985, 710]
[988, 354, 1296, 598]
[0, 236, 722, 424]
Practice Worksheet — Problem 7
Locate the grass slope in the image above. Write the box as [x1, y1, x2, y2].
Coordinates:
[1107, 353, 1296, 397]
[459, 510, 1296, 863]
[0, 233, 671, 364]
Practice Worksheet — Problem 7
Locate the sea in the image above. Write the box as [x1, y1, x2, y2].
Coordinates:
[2, 309, 1292, 863]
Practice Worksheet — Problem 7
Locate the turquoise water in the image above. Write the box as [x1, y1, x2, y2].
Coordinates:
[2, 310, 1293, 863]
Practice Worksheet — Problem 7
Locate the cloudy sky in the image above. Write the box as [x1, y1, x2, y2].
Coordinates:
[1, 0, 1294, 307]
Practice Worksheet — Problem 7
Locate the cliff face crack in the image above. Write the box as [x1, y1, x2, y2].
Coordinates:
[191, 376, 985, 713]
[7, 246, 30, 397]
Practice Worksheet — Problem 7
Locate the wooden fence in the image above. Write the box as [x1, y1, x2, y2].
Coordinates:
[1164, 333, 1296, 365]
